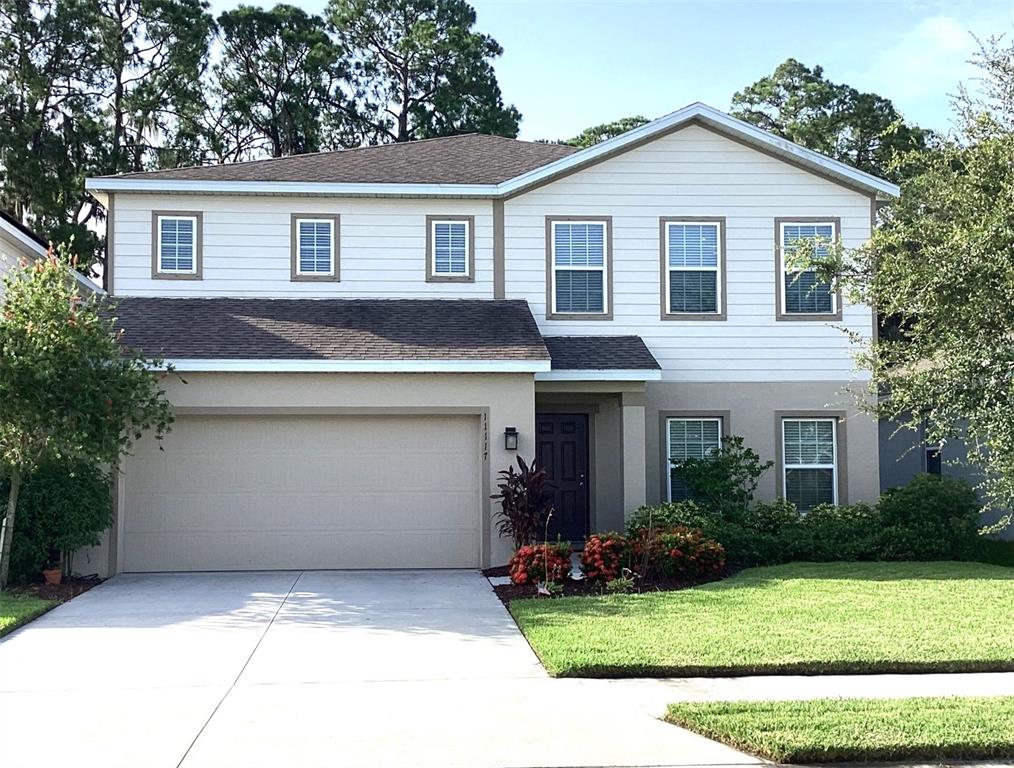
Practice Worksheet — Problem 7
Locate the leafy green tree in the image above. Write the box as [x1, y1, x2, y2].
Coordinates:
[212, 4, 362, 159]
[328, 0, 520, 142]
[731, 58, 932, 181]
[826, 39, 1014, 521]
[0, 253, 174, 588]
[565, 115, 650, 148]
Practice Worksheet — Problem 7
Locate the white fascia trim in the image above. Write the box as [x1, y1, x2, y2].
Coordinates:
[85, 178, 500, 198]
[536, 369, 663, 382]
[500, 102, 900, 198]
[161, 358, 551, 373]
[0, 218, 104, 294]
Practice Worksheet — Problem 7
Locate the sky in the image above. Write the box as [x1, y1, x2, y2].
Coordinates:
[208, 0, 1014, 141]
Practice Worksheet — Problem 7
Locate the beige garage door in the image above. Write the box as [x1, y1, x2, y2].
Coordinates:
[122, 414, 482, 571]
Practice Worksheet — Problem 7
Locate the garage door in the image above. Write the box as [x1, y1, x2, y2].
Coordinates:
[122, 414, 482, 571]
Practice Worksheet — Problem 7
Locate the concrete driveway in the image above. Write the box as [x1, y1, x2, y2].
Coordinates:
[0, 571, 756, 768]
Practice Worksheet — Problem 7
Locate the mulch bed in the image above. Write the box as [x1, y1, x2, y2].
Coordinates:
[490, 569, 731, 605]
[14, 577, 103, 602]
[481, 565, 510, 578]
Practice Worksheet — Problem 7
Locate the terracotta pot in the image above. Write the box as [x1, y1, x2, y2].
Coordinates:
[42, 567, 62, 586]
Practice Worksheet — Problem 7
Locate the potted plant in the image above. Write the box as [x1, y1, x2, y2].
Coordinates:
[42, 548, 61, 586]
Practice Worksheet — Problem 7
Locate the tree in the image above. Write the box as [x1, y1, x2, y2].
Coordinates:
[211, 4, 362, 160]
[0, 253, 174, 588]
[565, 115, 650, 148]
[826, 39, 1014, 520]
[731, 58, 932, 181]
[328, 0, 520, 142]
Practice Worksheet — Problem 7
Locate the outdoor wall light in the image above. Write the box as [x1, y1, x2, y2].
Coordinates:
[504, 426, 519, 451]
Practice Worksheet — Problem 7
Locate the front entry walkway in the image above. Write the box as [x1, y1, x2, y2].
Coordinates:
[0, 571, 756, 768]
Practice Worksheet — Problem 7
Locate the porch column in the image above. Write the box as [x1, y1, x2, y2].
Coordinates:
[620, 391, 647, 516]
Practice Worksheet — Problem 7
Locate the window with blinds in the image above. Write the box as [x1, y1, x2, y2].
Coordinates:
[667, 417, 722, 501]
[431, 220, 469, 276]
[781, 222, 835, 314]
[158, 216, 197, 273]
[782, 418, 837, 509]
[296, 218, 335, 275]
[666, 222, 721, 314]
[552, 221, 607, 314]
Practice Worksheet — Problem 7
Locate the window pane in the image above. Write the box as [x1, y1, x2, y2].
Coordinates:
[433, 222, 468, 275]
[159, 218, 194, 272]
[783, 223, 834, 313]
[298, 220, 332, 274]
[785, 468, 834, 509]
[554, 223, 605, 267]
[783, 419, 835, 466]
[669, 270, 718, 312]
[668, 224, 718, 268]
[668, 418, 721, 499]
[555, 270, 604, 313]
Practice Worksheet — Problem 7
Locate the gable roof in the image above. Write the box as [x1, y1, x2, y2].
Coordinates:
[0, 210, 104, 294]
[108, 297, 550, 372]
[85, 103, 899, 199]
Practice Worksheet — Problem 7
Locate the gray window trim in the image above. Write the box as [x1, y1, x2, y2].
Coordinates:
[151, 211, 202, 280]
[291, 213, 340, 282]
[774, 217, 843, 321]
[659, 410, 731, 502]
[545, 215, 614, 320]
[425, 214, 475, 283]
[659, 217, 727, 321]
[775, 410, 848, 506]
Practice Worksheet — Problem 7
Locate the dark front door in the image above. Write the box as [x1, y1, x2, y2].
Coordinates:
[535, 413, 590, 543]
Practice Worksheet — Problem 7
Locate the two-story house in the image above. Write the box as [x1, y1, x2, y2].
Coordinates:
[80, 103, 898, 576]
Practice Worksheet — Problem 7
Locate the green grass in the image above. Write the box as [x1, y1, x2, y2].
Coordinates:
[0, 593, 56, 637]
[509, 561, 1014, 677]
[665, 696, 1014, 764]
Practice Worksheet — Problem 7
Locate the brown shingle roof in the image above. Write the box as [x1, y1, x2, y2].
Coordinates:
[544, 336, 660, 370]
[108, 297, 549, 361]
[99, 135, 578, 185]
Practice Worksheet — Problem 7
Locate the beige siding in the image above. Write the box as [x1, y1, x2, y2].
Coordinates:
[113, 195, 495, 298]
[504, 123, 875, 382]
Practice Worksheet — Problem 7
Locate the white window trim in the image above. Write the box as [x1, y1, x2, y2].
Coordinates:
[666, 416, 723, 502]
[782, 417, 838, 506]
[779, 220, 837, 314]
[295, 217, 336, 276]
[157, 215, 198, 275]
[429, 219, 471, 277]
[550, 219, 609, 315]
[665, 220, 722, 315]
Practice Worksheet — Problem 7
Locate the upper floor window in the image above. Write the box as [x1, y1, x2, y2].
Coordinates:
[663, 219, 724, 319]
[778, 220, 838, 318]
[291, 214, 339, 281]
[666, 417, 723, 501]
[426, 216, 473, 282]
[782, 417, 838, 509]
[153, 212, 201, 279]
[548, 218, 611, 318]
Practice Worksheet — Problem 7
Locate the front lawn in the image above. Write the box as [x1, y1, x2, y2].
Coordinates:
[0, 593, 55, 637]
[509, 561, 1014, 677]
[665, 696, 1014, 764]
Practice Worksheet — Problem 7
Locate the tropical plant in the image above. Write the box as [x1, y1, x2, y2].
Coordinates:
[508, 542, 571, 586]
[491, 456, 554, 549]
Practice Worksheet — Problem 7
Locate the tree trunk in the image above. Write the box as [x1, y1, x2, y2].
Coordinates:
[0, 469, 21, 590]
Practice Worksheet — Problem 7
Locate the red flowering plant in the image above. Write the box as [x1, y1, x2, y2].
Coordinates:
[509, 542, 573, 585]
[632, 526, 725, 580]
[580, 532, 631, 582]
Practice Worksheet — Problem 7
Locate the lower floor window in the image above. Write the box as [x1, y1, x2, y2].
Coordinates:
[667, 417, 722, 501]
[782, 418, 837, 509]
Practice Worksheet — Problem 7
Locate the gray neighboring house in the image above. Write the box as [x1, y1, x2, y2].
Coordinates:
[77, 102, 901, 576]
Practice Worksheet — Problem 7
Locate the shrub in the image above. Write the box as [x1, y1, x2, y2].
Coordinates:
[792, 502, 881, 561]
[1, 461, 112, 583]
[877, 474, 981, 559]
[675, 436, 773, 519]
[626, 500, 710, 536]
[972, 537, 1014, 567]
[492, 456, 555, 549]
[743, 498, 800, 534]
[580, 532, 631, 582]
[508, 542, 572, 585]
[633, 526, 726, 580]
